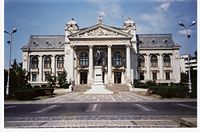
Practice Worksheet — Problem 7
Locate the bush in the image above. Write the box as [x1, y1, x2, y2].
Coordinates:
[41, 84, 47, 88]
[14, 88, 37, 100]
[149, 84, 188, 98]
[14, 87, 54, 100]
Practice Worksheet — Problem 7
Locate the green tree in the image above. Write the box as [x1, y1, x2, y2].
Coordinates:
[46, 74, 57, 88]
[5, 59, 30, 98]
[57, 71, 68, 88]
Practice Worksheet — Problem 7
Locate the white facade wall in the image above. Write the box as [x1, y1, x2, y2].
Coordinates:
[22, 18, 181, 86]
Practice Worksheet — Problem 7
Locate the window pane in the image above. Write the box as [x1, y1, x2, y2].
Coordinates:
[31, 56, 38, 69]
[138, 55, 145, 67]
[80, 52, 88, 66]
[114, 52, 122, 66]
[57, 56, 64, 68]
[164, 55, 171, 67]
[151, 55, 158, 67]
[44, 56, 51, 68]
[32, 73, 37, 81]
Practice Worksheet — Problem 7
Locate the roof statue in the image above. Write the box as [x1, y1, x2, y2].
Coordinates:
[97, 15, 103, 24]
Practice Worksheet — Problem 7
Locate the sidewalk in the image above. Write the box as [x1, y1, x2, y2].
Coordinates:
[4, 88, 197, 104]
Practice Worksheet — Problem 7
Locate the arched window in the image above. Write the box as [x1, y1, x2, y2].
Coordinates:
[113, 51, 122, 66]
[151, 55, 158, 67]
[44, 56, 51, 69]
[31, 56, 38, 69]
[138, 55, 145, 67]
[79, 52, 88, 67]
[163, 55, 171, 67]
[57, 56, 64, 68]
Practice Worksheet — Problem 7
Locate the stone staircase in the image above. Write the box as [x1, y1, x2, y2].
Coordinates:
[73, 84, 130, 93]
[73, 85, 91, 92]
[106, 84, 129, 93]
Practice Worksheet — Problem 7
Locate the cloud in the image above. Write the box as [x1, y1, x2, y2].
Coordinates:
[137, 1, 175, 33]
[86, 0, 122, 19]
[17, 19, 39, 26]
[158, 2, 170, 11]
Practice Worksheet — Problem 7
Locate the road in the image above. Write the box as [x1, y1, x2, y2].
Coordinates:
[5, 101, 197, 128]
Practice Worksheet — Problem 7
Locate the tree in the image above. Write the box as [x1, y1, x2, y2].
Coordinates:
[46, 74, 57, 88]
[5, 59, 30, 98]
[57, 71, 68, 88]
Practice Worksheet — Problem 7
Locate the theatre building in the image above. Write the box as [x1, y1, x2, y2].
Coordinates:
[21, 17, 181, 87]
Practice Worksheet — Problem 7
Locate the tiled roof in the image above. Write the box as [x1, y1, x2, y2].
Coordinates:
[137, 34, 179, 48]
[23, 35, 65, 50]
[22, 31, 179, 51]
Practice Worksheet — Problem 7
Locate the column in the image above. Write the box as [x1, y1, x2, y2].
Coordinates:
[88, 45, 93, 84]
[51, 55, 56, 76]
[146, 53, 150, 81]
[126, 44, 131, 83]
[70, 45, 75, 83]
[159, 54, 163, 81]
[107, 45, 112, 84]
[38, 55, 43, 82]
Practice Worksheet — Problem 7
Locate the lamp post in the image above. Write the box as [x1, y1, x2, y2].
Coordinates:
[4, 28, 17, 98]
[178, 21, 196, 95]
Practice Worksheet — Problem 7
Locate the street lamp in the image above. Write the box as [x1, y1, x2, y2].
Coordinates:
[4, 28, 17, 98]
[178, 21, 196, 95]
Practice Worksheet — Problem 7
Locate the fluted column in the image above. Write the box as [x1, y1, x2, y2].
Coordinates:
[107, 45, 112, 84]
[126, 44, 131, 83]
[88, 45, 93, 84]
[38, 55, 43, 82]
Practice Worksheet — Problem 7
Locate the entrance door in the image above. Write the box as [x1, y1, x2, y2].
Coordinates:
[114, 72, 121, 84]
[80, 72, 88, 84]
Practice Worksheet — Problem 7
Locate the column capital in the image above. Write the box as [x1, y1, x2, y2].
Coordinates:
[126, 44, 132, 47]
[107, 44, 112, 47]
[88, 45, 93, 48]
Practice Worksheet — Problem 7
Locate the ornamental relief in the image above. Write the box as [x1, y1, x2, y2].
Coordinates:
[72, 27, 126, 38]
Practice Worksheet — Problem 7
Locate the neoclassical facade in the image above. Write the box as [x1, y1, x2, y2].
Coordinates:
[21, 17, 181, 86]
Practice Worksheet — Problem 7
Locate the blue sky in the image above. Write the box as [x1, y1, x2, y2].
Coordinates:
[4, 0, 197, 68]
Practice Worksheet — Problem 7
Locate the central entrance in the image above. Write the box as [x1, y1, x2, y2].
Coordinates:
[114, 72, 121, 84]
[80, 71, 88, 84]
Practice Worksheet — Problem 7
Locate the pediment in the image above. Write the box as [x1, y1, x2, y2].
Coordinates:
[68, 24, 132, 39]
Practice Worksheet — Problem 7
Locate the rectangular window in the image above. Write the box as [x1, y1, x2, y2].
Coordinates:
[166, 71, 170, 80]
[152, 71, 157, 80]
[45, 72, 50, 81]
[32, 72, 37, 81]
[139, 72, 144, 80]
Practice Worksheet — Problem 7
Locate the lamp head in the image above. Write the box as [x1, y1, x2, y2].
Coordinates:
[179, 21, 186, 28]
[191, 21, 196, 26]
[12, 28, 17, 34]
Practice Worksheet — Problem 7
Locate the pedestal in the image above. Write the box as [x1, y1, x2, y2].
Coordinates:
[84, 66, 113, 94]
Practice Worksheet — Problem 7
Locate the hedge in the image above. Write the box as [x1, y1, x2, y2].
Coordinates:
[149, 85, 188, 98]
[14, 87, 54, 100]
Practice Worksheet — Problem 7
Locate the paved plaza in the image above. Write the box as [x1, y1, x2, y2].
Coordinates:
[5, 89, 196, 104]
[4, 89, 197, 128]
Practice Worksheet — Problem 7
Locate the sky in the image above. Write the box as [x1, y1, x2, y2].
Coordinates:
[4, 0, 197, 68]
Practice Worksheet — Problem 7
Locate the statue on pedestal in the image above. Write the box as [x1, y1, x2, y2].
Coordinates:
[96, 47, 103, 65]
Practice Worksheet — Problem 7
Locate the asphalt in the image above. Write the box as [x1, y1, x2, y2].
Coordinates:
[4, 89, 198, 128]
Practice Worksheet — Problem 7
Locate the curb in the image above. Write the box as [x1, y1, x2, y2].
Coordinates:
[178, 118, 197, 127]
